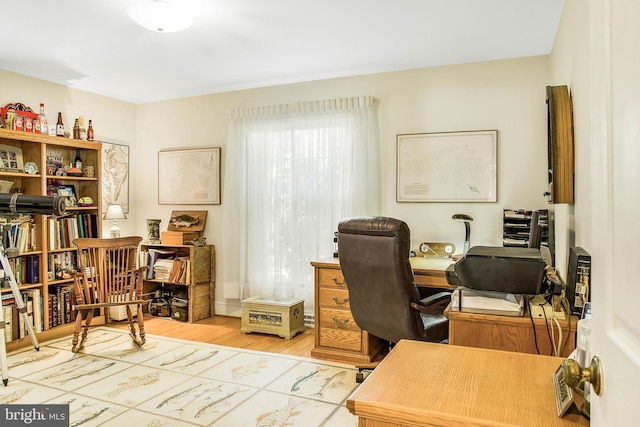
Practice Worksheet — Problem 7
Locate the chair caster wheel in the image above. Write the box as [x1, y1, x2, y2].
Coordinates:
[356, 372, 365, 383]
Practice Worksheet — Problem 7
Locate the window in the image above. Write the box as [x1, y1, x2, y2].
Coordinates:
[223, 97, 380, 309]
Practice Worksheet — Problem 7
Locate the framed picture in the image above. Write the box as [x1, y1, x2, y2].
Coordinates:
[168, 210, 207, 232]
[158, 147, 221, 205]
[396, 130, 498, 202]
[0, 144, 24, 172]
[101, 141, 130, 214]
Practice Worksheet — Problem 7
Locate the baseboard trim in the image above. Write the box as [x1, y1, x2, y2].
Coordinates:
[214, 300, 242, 317]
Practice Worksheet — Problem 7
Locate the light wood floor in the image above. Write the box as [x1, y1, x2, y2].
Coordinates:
[6, 315, 315, 357]
[109, 315, 315, 358]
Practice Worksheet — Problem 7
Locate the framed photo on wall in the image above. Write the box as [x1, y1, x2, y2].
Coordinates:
[158, 147, 221, 205]
[396, 130, 498, 202]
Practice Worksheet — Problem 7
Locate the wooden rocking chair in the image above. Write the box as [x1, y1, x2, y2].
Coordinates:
[70, 236, 148, 353]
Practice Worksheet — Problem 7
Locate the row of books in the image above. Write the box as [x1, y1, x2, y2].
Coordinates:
[1, 286, 76, 342]
[2, 288, 43, 342]
[48, 286, 76, 329]
[154, 257, 191, 283]
[48, 214, 99, 251]
[2, 220, 37, 253]
[142, 249, 191, 284]
[3, 254, 40, 285]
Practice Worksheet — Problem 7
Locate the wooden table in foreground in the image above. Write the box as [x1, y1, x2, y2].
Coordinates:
[347, 340, 588, 427]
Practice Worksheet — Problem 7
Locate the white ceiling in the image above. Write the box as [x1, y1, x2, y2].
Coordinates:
[0, 0, 564, 104]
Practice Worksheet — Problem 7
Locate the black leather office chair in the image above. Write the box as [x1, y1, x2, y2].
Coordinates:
[338, 216, 451, 352]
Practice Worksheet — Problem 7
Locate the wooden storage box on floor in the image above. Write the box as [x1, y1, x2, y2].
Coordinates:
[240, 296, 305, 339]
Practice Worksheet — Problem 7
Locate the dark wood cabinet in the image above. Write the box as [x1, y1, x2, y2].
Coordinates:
[546, 85, 575, 204]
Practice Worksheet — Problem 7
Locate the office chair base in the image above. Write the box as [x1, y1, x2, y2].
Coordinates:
[355, 359, 382, 383]
[356, 369, 370, 383]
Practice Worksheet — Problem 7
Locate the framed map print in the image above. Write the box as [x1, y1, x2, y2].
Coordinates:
[158, 147, 221, 205]
[396, 130, 497, 202]
[101, 141, 130, 213]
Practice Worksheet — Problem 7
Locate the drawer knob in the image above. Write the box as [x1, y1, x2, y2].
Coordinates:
[332, 316, 349, 329]
[331, 276, 345, 286]
[331, 296, 349, 306]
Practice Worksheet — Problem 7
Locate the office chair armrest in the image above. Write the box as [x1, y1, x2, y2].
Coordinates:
[410, 291, 452, 314]
[421, 291, 452, 306]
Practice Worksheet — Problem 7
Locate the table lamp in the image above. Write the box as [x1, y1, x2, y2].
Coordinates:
[104, 204, 126, 238]
[452, 213, 473, 254]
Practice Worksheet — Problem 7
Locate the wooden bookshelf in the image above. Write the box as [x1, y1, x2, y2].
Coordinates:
[0, 127, 102, 346]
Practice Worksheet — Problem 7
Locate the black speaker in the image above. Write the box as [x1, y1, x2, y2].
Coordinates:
[566, 247, 591, 315]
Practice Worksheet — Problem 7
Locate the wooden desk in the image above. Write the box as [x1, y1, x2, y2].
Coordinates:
[409, 256, 456, 289]
[311, 257, 453, 364]
[445, 304, 577, 357]
[347, 340, 588, 427]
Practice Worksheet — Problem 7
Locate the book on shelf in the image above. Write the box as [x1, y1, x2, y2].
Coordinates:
[17, 291, 35, 338]
[2, 302, 13, 342]
[23, 289, 43, 333]
[168, 256, 190, 283]
[48, 290, 58, 328]
[56, 287, 62, 327]
[25, 254, 40, 284]
[6, 256, 24, 284]
[63, 288, 72, 324]
[2, 293, 17, 342]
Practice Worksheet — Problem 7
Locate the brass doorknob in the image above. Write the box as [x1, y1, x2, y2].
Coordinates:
[562, 355, 603, 396]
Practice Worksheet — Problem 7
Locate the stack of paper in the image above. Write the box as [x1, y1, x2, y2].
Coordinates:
[450, 287, 524, 316]
[153, 259, 174, 282]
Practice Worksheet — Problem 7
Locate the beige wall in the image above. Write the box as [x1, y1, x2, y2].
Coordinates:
[1, 55, 554, 316]
[135, 56, 552, 315]
[548, 0, 590, 278]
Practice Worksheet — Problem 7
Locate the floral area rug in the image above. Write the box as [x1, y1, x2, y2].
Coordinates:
[1, 327, 359, 426]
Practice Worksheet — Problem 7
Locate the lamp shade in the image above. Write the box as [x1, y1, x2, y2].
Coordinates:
[127, 0, 193, 33]
[104, 204, 127, 220]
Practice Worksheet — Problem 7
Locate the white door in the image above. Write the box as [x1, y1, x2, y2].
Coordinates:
[589, 0, 640, 424]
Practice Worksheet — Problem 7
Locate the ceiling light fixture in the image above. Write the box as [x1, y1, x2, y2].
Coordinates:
[127, 0, 193, 33]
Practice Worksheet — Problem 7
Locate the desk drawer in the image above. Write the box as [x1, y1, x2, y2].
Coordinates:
[318, 287, 351, 309]
[317, 307, 362, 352]
[317, 268, 348, 289]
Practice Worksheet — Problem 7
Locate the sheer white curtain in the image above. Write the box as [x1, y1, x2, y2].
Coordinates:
[223, 96, 380, 310]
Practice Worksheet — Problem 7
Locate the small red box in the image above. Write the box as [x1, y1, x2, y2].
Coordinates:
[2, 102, 39, 132]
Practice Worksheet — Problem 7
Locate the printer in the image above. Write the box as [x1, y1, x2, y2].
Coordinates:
[446, 246, 546, 295]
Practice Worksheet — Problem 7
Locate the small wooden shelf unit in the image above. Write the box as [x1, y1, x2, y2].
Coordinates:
[141, 243, 215, 323]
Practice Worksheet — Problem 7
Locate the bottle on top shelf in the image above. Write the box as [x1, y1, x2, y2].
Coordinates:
[56, 112, 65, 137]
[79, 116, 87, 140]
[73, 119, 80, 139]
[87, 120, 94, 141]
[38, 103, 48, 136]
